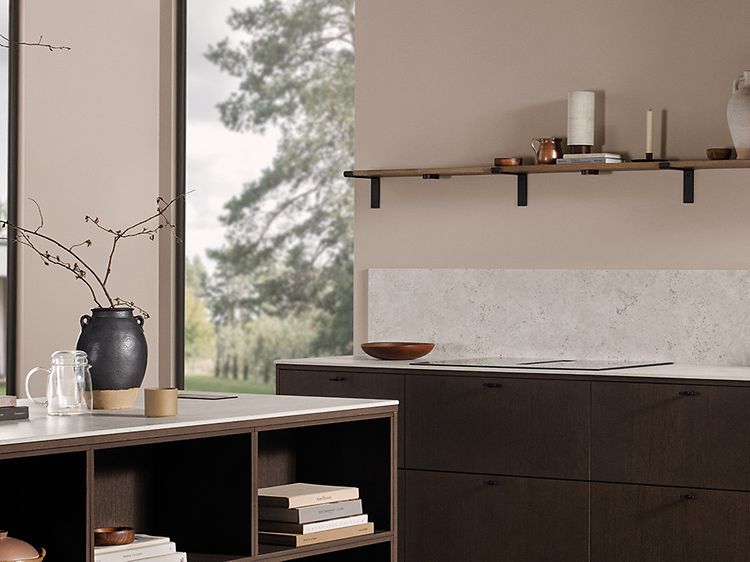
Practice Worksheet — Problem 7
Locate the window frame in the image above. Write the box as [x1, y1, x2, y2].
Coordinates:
[6, 0, 19, 395]
[175, 0, 186, 390]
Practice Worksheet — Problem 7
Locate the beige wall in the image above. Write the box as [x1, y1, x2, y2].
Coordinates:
[17, 0, 175, 390]
[354, 0, 750, 348]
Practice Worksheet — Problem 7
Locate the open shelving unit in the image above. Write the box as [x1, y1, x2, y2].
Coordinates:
[345, 159, 750, 207]
[0, 404, 398, 561]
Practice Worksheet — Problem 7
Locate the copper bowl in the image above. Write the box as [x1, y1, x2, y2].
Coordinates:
[361, 342, 435, 361]
[706, 147, 733, 160]
[494, 157, 522, 166]
[94, 527, 135, 547]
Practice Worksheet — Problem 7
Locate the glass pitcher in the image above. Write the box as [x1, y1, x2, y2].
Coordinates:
[25, 351, 93, 416]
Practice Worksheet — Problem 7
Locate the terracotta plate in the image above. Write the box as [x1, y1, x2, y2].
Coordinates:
[361, 342, 435, 361]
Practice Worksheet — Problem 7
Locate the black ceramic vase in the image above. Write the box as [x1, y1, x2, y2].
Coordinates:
[76, 308, 148, 410]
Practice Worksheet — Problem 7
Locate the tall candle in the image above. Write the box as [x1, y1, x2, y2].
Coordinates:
[646, 108, 654, 155]
[567, 91, 595, 147]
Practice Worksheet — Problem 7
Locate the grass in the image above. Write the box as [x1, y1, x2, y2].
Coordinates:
[185, 374, 275, 395]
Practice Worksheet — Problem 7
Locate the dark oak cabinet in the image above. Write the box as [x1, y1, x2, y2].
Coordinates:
[278, 369, 406, 464]
[591, 483, 750, 561]
[592, 382, 750, 490]
[406, 375, 589, 479]
[277, 364, 750, 561]
[405, 471, 589, 562]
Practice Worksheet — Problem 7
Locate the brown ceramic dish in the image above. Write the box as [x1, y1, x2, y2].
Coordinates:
[94, 527, 135, 546]
[706, 147, 733, 160]
[494, 157, 522, 166]
[361, 342, 435, 361]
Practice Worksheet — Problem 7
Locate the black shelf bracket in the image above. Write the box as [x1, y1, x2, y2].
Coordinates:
[517, 173, 528, 206]
[344, 171, 381, 209]
[492, 167, 528, 207]
[666, 164, 695, 204]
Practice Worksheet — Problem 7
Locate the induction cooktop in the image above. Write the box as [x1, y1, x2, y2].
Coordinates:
[411, 357, 674, 371]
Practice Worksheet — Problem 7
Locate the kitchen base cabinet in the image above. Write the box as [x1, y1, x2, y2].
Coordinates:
[591, 483, 750, 562]
[404, 470, 589, 562]
[277, 361, 750, 562]
[592, 382, 750, 490]
[278, 369, 406, 464]
[406, 375, 589, 479]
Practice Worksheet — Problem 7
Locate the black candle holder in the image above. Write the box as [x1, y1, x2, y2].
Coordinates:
[632, 153, 667, 162]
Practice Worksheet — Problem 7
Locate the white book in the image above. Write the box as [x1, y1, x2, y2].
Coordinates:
[260, 513, 369, 535]
[95, 535, 170, 555]
[0, 395, 17, 407]
[259, 483, 359, 508]
[562, 152, 622, 159]
[556, 158, 621, 164]
[95, 541, 176, 562]
[136, 553, 187, 562]
[259, 499, 363, 524]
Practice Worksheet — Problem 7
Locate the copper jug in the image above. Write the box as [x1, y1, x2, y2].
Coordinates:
[531, 137, 564, 164]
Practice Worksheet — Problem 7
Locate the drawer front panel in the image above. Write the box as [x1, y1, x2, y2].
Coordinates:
[592, 382, 750, 489]
[591, 482, 750, 562]
[405, 470, 589, 562]
[406, 375, 589, 478]
[277, 368, 405, 464]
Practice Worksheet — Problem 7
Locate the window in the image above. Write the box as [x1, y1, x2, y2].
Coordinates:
[181, 0, 354, 393]
[0, 1, 15, 395]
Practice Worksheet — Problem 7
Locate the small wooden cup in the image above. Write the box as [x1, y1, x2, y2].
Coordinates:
[144, 388, 178, 417]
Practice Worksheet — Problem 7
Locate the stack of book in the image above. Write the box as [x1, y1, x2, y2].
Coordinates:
[94, 535, 187, 562]
[557, 152, 623, 164]
[258, 483, 374, 547]
[0, 396, 28, 421]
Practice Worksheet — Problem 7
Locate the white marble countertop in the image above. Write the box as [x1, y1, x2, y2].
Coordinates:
[0, 393, 398, 448]
[276, 355, 750, 382]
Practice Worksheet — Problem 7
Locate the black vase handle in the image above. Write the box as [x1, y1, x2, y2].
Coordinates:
[135, 315, 145, 327]
[80, 314, 92, 329]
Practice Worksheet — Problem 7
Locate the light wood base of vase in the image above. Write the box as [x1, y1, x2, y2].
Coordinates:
[93, 388, 139, 410]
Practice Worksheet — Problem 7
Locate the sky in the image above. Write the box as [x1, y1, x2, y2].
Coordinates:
[186, 0, 280, 270]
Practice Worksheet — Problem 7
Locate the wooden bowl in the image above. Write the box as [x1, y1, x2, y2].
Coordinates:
[494, 157, 522, 166]
[94, 527, 135, 546]
[706, 147, 733, 160]
[361, 342, 435, 361]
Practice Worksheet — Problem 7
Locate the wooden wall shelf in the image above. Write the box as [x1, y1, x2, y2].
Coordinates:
[344, 160, 750, 207]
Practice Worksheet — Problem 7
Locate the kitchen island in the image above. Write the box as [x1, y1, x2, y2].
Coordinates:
[277, 356, 750, 562]
[0, 393, 398, 561]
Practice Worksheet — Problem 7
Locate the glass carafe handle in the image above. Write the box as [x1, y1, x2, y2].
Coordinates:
[24, 367, 50, 405]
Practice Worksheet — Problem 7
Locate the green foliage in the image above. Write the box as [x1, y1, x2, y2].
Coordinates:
[185, 257, 216, 363]
[204, 0, 354, 359]
[214, 313, 318, 384]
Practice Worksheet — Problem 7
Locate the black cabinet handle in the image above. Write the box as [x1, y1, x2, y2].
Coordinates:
[679, 391, 701, 397]
[483, 382, 503, 389]
[329, 377, 347, 382]
[680, 494, 697, 501]
[483, 480, 501, 486]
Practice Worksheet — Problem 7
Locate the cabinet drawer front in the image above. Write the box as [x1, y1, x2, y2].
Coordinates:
[277, 369, 405, 464]
[592, 382, 750, 489]
[405, 375, 589, 478]
[591, 483, 750, 562]
[405, 470, 588, 562]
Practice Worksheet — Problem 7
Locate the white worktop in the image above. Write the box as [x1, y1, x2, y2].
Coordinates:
[276, 355, 750, 382]
[0, 393, 398, 448]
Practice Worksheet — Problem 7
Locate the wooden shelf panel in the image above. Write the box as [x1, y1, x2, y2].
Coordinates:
[256, 531, 393, 560]
[345, 159, 750, 179]
[666, 159, 750, 169]
[345, 166, 493, 178]
[493, 162, 665, 174]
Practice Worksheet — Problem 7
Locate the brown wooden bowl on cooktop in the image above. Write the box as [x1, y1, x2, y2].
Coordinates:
[361, 342, 435, 361]
[94, 527, 135, 546]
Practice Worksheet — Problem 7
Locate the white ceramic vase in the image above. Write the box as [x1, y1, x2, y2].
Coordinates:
[728, 70, 750, 159]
